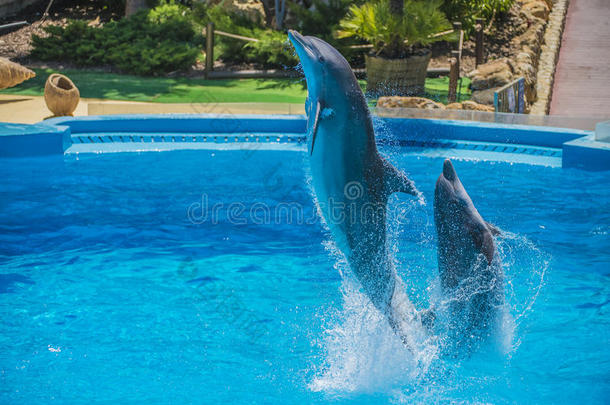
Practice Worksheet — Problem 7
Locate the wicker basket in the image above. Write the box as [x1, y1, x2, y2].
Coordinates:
[44, 73, 80, 116]
[365, 50, 431, 96]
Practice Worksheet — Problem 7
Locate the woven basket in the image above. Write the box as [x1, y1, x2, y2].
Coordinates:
[44, 73, 80, 116]
[365, 50, 431, 96]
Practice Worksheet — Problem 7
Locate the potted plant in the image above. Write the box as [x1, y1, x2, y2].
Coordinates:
[338, 0, 451, 96]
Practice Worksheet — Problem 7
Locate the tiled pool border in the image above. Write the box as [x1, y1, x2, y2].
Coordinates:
[0, 114, 607, 171]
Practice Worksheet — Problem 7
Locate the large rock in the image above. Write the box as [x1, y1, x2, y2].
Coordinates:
[461, 100, 495, 112]
[207, 0, 265, 25]
[520, 0, 550, 21]
[468, 59, 515, 91]
[471, 87, 500, 106]
[377, 96, 446, 110]
[514, 52, 538, 103]
[446, 101, 495, 112]
[0, 57, 35, 90]
[512, 22, 545, 52]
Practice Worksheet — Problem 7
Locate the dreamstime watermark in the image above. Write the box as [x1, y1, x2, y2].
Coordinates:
[187, 181, 418, 226]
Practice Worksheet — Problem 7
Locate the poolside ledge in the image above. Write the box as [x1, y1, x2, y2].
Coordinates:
[0, 122, 70, 157]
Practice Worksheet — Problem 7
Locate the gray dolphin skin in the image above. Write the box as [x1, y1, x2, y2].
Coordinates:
[434, 159, 503, 341]
[288, 31, 429, 347]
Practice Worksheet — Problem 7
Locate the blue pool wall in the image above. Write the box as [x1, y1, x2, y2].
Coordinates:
[0, 122, 70, 158]
[0, 114, 608, 170]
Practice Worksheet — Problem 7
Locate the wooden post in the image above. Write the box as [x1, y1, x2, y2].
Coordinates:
[448, 57, 458, 103]
[451, 49, 460, 79]
[205, 22, 215, 78]
[475, 18, 484, 67]
[452, 21, 462, 53]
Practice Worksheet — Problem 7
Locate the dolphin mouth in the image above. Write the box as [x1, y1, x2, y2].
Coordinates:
[288, 30, 319, 155]
[288, 30, 316, 63]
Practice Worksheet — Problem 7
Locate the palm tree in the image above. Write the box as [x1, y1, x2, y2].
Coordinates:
[388, 0, 404, 58]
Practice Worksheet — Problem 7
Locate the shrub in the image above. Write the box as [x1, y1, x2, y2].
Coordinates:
[31, 2, 201, 75]
[288, 0, 365, 41]
[193, 3, 297, 68]
[337, 0, 452, 59]
[243, 30, 296, 68]
[440, 0, 515, 34]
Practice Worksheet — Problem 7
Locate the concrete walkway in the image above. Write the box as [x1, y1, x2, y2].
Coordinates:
[0, 94, 305, 124]
[0, 95, 90, 124]
[549, 0, 610, 118]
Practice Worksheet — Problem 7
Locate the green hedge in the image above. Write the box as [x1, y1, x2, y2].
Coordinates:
[31, 5, 201, 76]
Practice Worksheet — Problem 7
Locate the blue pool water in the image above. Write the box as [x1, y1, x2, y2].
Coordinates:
[0, 147, 609, 403]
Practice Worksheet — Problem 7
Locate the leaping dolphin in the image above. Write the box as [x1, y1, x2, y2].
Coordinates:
[288, 31, 430, 347]
[434, 159, 504, 345]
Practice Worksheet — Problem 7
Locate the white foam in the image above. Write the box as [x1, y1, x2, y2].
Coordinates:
[310, 279, 435, 394]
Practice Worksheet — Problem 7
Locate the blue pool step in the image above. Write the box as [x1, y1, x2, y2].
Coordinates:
[390, 138, 562, 157]
[70, 132, 307, 145]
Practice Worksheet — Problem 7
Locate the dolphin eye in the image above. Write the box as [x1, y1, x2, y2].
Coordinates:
[318, 55, 325, 63]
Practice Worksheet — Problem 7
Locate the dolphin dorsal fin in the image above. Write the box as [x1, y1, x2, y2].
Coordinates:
[382, 159, 418, 197]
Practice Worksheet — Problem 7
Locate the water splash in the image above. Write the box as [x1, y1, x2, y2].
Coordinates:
[310, 241, 438, 395]
[309, 274, 437, 395]
[309, 224, 549, 398]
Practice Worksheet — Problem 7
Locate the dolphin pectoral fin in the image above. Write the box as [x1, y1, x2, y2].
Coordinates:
[382, 159, 419, 197]
[308, 101, 335, 155]
[486, 221, 501, 236]
[309, 101, 322, 155]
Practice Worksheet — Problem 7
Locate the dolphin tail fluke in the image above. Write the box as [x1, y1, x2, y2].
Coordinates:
[382, 159, 419, 197]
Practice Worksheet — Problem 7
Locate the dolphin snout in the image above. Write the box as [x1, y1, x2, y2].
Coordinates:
[443, 159, 457, 181]
[288, 30, 307, 51]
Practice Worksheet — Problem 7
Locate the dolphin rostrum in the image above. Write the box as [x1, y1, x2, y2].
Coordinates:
[434, 159, 504, 346]
[288, 31, 431, 348]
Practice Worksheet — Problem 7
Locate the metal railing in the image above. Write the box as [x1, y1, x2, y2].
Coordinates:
[494, 77, 526, 114]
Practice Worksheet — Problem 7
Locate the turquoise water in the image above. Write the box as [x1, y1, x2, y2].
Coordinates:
[0, 149, 608, 403]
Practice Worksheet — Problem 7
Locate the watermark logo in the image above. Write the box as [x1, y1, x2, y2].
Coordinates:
[186, 181, 419, 226]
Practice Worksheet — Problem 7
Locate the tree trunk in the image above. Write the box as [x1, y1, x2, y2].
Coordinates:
[125, 0, 149, 17]
[260, 0, 275, 27]
[389, 0, 404, 16]
[388, 0, 404, 58]
[274, 0, 286, 30]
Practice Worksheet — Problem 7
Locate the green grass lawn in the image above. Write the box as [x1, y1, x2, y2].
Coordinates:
[0, 68, 470, 105]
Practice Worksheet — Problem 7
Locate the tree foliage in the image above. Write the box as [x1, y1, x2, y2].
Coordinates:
[337, 0, 451, 58]
[440, 0, 514, 34]
[31, 2, 201, 75]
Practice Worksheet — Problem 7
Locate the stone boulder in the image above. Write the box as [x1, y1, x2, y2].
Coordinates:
[446, 101, 495, 112]
[514, 51, 538, 102]
[468, 58, 515, 91]
[471, 87, 500, 106]
[377, 96, 446, 110]
[512, 22, 545, 53]
[520, 0, 550, 21]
